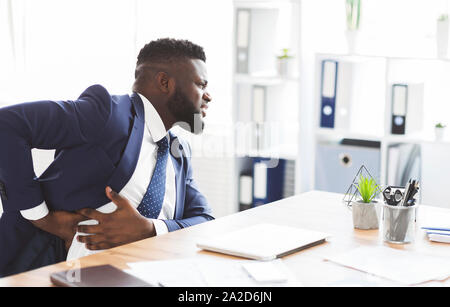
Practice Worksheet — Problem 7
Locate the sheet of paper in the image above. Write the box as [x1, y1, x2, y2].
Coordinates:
[125, 258, 300, 287]
[325, 246, 450, 285]
[242, 261, 289, 283]
[125, 259, 207, 287]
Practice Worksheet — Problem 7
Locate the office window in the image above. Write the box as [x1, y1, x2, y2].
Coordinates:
[0, 0, 233, 127]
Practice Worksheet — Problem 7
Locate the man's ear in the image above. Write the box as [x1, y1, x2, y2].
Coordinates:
[155, 72, 175, 94]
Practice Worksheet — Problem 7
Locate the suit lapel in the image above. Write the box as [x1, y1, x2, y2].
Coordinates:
[107, 93, 145, 193]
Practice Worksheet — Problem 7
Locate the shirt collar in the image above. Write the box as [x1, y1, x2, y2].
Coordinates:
[137, 93, 168, 143]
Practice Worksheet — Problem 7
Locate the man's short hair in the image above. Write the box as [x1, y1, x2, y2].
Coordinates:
[135, 38, 206, 79]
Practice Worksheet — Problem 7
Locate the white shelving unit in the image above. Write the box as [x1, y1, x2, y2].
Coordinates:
[312, 52, 450, 206]
[232, 0, 302, 211]
[229, 0, 450, 211]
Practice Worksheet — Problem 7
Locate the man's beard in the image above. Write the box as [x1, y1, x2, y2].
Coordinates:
[167, 88, 205, 135]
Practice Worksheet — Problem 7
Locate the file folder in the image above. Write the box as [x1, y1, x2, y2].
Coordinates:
[236, 9, 250, 74]
[319, 58, 377, 131]
[252, 158, 286, 206]
[390, 83, 424, 135]
[239, 174, 253, 211]
[234, 8, 279, 75]
[252, 86, 266, 124]
[320, 60, 338, 128]
[391, 84, 407, 135]
[386, 143, 421, 187]
[252, 86, 266, 151]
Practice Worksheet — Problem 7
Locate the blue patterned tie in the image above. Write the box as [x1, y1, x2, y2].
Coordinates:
[137, 136, 169, 218]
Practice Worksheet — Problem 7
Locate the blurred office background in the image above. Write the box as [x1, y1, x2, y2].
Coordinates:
[1, 0, 450, 217]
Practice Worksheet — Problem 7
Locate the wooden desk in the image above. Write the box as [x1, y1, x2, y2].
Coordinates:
[1, 191, 450, 286]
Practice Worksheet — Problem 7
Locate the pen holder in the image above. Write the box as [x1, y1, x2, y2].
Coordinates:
[382, 203, 418, 244]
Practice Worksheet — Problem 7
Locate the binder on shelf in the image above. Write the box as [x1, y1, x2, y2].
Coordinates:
[234, 8, 279, 75]
[387, 143, 421, 188]
[390, 83, 424, 135]
[236, 9, 250, 74]
[252, 158, 286, 207]
[320, 60, 338, 128]
[239, 174, 253, 211]
[252, 86, 266, 124]
[319, 58, 371, 131]
[282, 159, 296, 199]
[391, 84, 407, 135]
[252, 85, 266, 151]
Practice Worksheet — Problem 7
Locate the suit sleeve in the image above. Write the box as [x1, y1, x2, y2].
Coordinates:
[163, 143, 214, 232]
[0, 85, 112, 213]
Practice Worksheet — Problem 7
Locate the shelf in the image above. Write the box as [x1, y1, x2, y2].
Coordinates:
[316, 52, 450, 63]
[234, 73, 299, 86]
[315, 129, 450, 146]
[234, 0, 298, 10]
[235, 145, 298, 161]
[315, 128, 383, 142]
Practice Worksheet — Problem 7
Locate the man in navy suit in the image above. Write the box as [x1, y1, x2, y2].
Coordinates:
[0, 38, 214, 277]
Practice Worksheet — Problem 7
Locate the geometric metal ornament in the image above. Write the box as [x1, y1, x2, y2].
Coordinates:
[342, 164, 382, 208]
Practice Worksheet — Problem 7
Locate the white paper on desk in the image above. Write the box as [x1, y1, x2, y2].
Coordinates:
[125, 258, 300, 287]
[325, 246, 450, 285]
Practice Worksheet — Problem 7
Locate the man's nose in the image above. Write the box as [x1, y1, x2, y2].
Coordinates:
[203, 92, 212, 103]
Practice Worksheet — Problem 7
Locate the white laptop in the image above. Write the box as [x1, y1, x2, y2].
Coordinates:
[196, 223, 330, 261]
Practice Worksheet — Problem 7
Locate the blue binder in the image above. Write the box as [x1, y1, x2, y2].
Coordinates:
[252, 158, 286, 207]
[319, 60, 338, 128]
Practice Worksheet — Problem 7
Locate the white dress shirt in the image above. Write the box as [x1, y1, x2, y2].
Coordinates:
[20, 93, 176, 260]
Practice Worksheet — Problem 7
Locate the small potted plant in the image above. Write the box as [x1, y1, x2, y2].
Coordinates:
[351, 174, 380, 230]
[276, 48, 295, 77]
[437, 14, 449, 58]
[345, 0, 361, 54]
[435, 122, 446, 140]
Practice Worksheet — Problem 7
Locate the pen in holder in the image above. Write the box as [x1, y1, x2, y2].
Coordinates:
[382, 181, 419, 244]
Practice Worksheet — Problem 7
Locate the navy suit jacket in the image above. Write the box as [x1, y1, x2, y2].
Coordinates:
[0, 85, 214, 277]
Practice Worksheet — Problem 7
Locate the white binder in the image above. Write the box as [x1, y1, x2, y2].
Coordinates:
[235, 8, 279, 75]
[236, 9, 250, 73]
[239, 175, 253, 210]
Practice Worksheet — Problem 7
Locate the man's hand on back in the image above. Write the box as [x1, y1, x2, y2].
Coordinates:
[76, 187, 156, 250]
[30, 211, 87, 251]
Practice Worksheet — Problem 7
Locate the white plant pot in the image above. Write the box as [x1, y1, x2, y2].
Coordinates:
[435, 127, 446, 141]
[351, 201, 380, 230]
[277, 57, 296, 78]
[345, 30, 359, 54]
[437, 20, 449, 58]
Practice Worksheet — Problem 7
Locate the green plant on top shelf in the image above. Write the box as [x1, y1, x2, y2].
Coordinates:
[277, 48, 293, 60]
[438, 14, 449, 21]
[355, 174, 379, 203]
[346, 0, 361, 31]
[436, 122, 447, 128]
